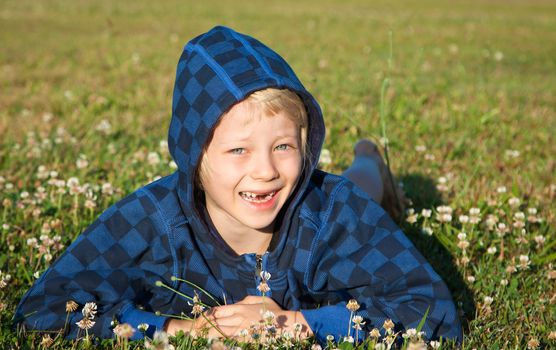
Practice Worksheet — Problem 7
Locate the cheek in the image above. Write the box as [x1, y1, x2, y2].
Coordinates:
[280, 155, 303, 181]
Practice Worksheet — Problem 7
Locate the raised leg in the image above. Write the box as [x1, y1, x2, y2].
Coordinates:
[341, 139, 406, 221]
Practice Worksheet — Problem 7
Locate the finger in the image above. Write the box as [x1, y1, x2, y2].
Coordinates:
[212, 305, 240, 317]
[237, 295, 264, 304]
[212, 315, 243, 327]
[206, 325, 237, 338]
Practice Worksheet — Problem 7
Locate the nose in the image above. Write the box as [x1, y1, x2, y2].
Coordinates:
[250, 151, 279, 181]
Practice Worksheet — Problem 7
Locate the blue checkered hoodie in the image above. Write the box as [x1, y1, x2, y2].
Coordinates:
[16, 26, 462, 343]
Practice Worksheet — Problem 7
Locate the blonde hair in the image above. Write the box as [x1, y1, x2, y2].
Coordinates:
[196, 88, 309, 188]
[246, 88, 308, 158]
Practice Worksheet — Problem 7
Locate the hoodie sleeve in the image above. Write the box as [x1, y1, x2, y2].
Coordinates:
[300, 180, 462, 344]
[15, 190, 170, 340]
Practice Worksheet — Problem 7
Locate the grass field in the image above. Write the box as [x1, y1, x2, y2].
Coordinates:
[1, 0, 555, 348]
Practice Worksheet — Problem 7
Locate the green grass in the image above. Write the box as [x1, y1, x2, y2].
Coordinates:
[1, 0, 555, 348]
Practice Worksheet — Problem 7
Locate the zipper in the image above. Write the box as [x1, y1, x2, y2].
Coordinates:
[255, 254, 263, 278]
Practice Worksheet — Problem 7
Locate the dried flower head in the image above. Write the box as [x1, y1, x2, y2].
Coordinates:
[346, 299, 360, 312]
[66, 300, 79, 313]
[370, 328, 381, 338]
[527, 337, 540, 349]
[382, 319, 395, 332]
[40, 334, 54, 347]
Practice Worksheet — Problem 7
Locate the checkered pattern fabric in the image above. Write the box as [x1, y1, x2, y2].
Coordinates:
[16, 26, 461, 343]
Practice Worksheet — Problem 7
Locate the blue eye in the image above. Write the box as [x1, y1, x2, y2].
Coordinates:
[275, 144, 289, 151]
[230, 148, 245, 155]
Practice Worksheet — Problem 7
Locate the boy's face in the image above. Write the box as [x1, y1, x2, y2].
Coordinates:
[199, 99, 303, 236]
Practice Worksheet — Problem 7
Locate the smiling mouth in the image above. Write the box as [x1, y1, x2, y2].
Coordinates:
[239, 190, 277, 203]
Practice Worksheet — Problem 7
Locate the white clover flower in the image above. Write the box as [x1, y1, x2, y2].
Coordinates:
[67, 177, 80, 188]
[430, 340, 441, 349]
[96, 119, 112, 134]
[261, 310, 275, 324]
[147, 152, 161, 165]
[459, 215, 469, 224]
[326, 334, 334, 342]
[483, 296, 494, 305]
[421, 227, 433, 236]
[467, 275, 475, 283]
[159, 140, 168, 153]
[415, 145, 426, 152]
[436, 205, 453, 214]
[534, 235, 546, 246]
[101, 182, 114, 196]
[260, 271, 271, 281]
[421, 209, 432, 218]
[500, 279, 508, 286]
[527, 207, 537, 215]
[64, 90, 74, 100]
[438, 214, 452, 223]
[76, 155, 89, 169]
[457, 232, 467, 241]
[487, 246, 497, 255]
[514, 212, 525, 221]
[131, 53, 141, 63]
[113, 323, 135, 339]
[519, 255, 530, 269]
[508, 197, 520, 208]
[311, 344, 323, 350]
[343, 336, 354, 343]
[37, 165, 49, 179]
[406, 212, 418, 224]
[457, 240, 470, 250]
[319, 149, 331, 166]
[352, 315, 366, 330]
[76, 318, 95, 330]
[82, 302, 98, 319]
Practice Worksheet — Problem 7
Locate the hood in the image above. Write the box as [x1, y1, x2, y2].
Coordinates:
[168, 25, 325, 252]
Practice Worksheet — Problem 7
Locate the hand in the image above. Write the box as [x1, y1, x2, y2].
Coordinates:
[210, 295, 312, 339]
[166, 296, 313, 341]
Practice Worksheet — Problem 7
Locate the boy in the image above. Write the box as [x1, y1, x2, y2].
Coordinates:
[16, 26, 462, 344]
